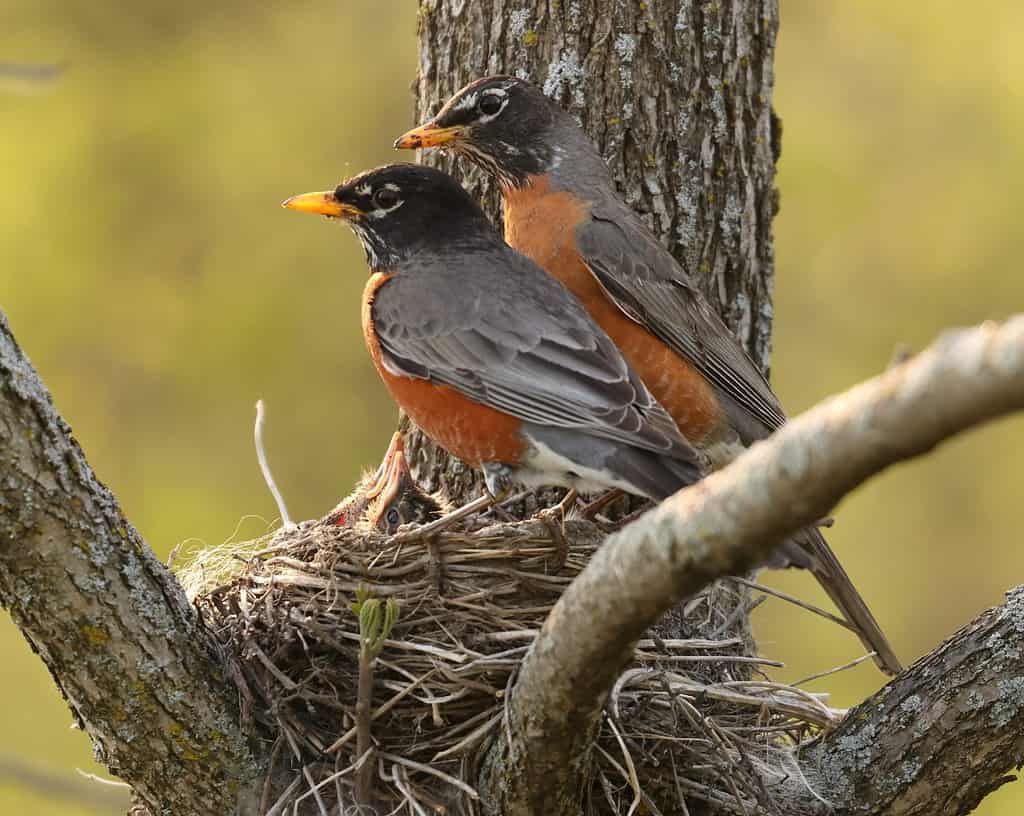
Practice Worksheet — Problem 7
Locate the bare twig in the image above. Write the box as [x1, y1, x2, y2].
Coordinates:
[0, 61, 66, 94]
[355, 639, 377, 804]
[325, 670, 437, 755]
[730, 576, 855, 631]
[302, 765, 329, 816]
[0, 754, 130, 812]
[255, 399, 293, 528]
[378, 751, 480, 800]
[791, 652, 879, 687]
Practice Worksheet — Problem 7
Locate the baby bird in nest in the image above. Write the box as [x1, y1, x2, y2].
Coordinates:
[324, 432, 449, 534]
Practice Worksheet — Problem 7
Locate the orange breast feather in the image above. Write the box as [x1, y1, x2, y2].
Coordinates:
[504, 176, 725, 444]
[361, 273, 526, 466]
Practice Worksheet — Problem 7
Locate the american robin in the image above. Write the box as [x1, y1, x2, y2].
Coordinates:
[324, 432, 447, 533]
[394, 77, 902, 675]
[283, 164, 704, 526]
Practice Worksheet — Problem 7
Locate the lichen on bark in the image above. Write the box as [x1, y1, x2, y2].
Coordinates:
[0, 310, 263, 815]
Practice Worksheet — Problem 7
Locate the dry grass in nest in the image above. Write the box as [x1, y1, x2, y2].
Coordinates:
[181, 513, 848, 815]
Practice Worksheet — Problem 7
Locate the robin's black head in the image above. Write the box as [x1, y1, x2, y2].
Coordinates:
[394, 76, 564, 188]
[283, 163, 496, 271]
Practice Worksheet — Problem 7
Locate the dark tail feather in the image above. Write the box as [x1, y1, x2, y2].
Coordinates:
[775, 527, 903, 676]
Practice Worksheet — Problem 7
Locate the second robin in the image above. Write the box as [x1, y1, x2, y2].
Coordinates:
[395, 77, 902, 675]
[284, 164, 704, 522]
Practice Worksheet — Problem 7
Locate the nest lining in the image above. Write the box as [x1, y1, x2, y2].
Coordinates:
[183, 514, 844, 816]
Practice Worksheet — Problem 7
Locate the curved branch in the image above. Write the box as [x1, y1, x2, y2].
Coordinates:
[803, 586, 1024, 815]
[482, 316, 1024, 815]
[0, 310, 263, 815]
[0, 753, 129, 813]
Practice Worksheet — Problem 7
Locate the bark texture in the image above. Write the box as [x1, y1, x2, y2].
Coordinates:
[805, 586, 1024, 815]
[406, 0, 779, 502]
[0, 310, 264, 815]
[479, 315, 1024, 814]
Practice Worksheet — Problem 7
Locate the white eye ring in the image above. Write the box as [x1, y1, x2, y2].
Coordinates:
[477, 92, 505, 117]
[372, 186, 401, 211]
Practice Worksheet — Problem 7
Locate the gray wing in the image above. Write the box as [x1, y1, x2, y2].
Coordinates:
[576, 202, 788, 438]
[372, 250, 700, 466]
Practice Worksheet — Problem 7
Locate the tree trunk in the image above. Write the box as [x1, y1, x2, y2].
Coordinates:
[407, 3, 779, 813]
[0, 313, 265, 814]
[406, 0, 780, 502]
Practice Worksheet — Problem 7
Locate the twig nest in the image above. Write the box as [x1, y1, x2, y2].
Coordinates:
[184, 516, 840, 815]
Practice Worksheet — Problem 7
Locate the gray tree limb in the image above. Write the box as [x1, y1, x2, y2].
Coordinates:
[0, 309, 264, 815]
[480, 315, 1024, 815]
[804, 585, 1024, 815]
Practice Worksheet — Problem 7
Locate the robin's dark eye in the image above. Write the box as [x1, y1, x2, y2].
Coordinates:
[477, 93, 503, 117]
[373, 188, 401, 210]
[386, 508, 401, 527]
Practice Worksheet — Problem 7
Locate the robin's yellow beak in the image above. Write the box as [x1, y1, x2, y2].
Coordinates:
[393, 121, 465, 150]
[281, 191, 362, 219]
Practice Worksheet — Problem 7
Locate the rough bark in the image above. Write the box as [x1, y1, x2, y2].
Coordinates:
[406, 0, 779, 502]
[479, 316, 1024, 815]
[0, 310, 264, 815]
[803, 586, 1024, 815]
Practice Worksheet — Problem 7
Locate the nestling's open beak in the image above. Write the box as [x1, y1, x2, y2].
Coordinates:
[281, 191, 361, 219]
[373, 448, 413, 524]
[366, 433, 417, 532]
[393, 121, 465, 150]
[364, 433, 406, 502]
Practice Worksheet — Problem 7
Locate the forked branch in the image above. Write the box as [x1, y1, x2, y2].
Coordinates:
[482, 316, 1024, 815]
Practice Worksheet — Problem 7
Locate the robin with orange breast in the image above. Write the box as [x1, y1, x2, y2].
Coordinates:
[394, 77, 901, 675]
[284, 164, 704, 523]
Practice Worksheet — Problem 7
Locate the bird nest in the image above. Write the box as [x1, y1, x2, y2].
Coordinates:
[182, 513, 844, 816]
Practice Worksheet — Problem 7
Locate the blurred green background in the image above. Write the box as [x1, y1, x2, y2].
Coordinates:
[1, 1, 1021, 813]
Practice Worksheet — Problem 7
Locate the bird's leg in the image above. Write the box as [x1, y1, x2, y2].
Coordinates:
[388, 463, 512, 542]
[533, 488, 577, 569]
[578, 488, 625, 520]
[482, 462, 514, 500]
[553, 488, 579, 517]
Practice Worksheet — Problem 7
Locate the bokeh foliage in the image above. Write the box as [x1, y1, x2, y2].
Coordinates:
[1, 1, 1021, 813]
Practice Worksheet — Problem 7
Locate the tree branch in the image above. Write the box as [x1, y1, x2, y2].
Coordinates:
[802, 585, 1024, 815]
[0, 753, 129, 813]
[0, 309, 263, 815]
[481, 316, 1024, 815]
